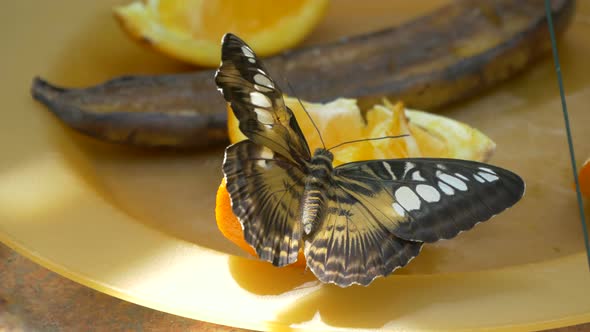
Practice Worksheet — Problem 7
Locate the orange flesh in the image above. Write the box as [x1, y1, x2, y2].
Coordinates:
[158, 0, 308, 41]
[115, 0, 328, 67]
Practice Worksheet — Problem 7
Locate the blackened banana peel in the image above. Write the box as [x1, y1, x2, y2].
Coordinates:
[32, 0, 575, 148]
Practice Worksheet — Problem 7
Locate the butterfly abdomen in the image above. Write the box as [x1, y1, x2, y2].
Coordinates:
[301, 149, 335, 235]
[301, 186, 325, 235]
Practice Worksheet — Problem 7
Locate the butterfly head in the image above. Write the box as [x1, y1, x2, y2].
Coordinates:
[312, 148, 333, 161]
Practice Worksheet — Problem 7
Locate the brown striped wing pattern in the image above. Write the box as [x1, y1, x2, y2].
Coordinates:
[304, 185, 423, 286]
[223, 140, 305, 266]
[215, 33, 311, 165]
[304, 158, 524, 286]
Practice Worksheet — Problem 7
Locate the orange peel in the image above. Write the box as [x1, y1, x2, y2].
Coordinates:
[114, 0, 329, 67]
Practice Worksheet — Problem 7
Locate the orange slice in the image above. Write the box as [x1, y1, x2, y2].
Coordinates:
[218, 97, 497, 265]
[114, 0, 329, 67]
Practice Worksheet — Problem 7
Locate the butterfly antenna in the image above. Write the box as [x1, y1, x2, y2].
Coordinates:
[327, 135, 409, 151]
[285, 80, 326, 149]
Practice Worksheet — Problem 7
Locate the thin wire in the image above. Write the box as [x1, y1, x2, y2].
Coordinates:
[545, 0, 590, 269]
[285, 80, 326, 149]
[327, 135, 408, 151]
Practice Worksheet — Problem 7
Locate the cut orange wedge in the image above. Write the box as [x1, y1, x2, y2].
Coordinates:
[114, 0, 329, 67]
[218, 97, 497, 265]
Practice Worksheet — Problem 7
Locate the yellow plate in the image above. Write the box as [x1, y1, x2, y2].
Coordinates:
[2, 1, 590, 331]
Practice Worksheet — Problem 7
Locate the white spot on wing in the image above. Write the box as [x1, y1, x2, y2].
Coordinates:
[438, 181, 455, 195]
[382, 162, 397, 179]
[412, 170, 425, 181]
[395, 186, 421, 211]
[438, 173, 467, 191]
[416, 184, 441, 202]
[241, 46, 254, 57]
[478, 171, 499, 182]
[260, 148, 274, 159]
[254, 73, 274, 89]
[256, 150, 272, 168]
[254, 84, 273, 93]
[392, 202, 405, 217]
[254, 108, 274, 124]
[474, 174, 486, 183]
[250, 91, 271, 108]
[403, 162, 415, 177]
[479, 167, 496, 174]
[248, 57, 256, 63]
[455, 173, 469, 181]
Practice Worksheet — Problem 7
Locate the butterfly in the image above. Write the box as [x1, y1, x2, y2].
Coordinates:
[215, 33, 525, 287]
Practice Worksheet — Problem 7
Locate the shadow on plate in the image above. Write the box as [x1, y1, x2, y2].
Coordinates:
[228, 254, 529, 330]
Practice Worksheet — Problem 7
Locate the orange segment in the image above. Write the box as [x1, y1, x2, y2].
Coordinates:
[580, 158, 590, 199]
[217, 97, 497, 266]
[114, 0, 329, 67]
[215, 179, 255, 257]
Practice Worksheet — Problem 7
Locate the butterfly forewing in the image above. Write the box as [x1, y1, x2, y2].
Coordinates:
[215, 33, 311, 164]
[333, 158, 525, 242]
[223, 140, 305, 266]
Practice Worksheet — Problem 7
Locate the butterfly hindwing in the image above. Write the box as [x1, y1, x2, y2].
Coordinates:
[333, 158, 525, 242]
[223, 140, 305, 266]
[304, 186, 423, 286]
[215, 33, 311, 164]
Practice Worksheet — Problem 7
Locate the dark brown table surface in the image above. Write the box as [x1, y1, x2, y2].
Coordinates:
[1, 242, 589, 331]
